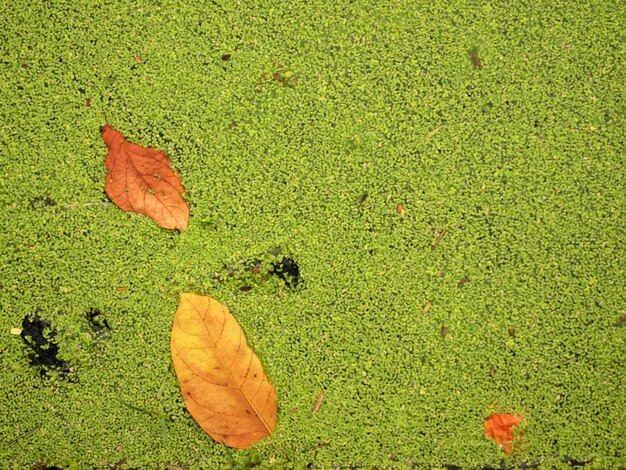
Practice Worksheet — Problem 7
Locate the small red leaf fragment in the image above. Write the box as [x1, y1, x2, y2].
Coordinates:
[85, 98, 92, 108]
[396, 203, 405, 217]
[484, 413, 524, 454]
[102, 125, 189, 230]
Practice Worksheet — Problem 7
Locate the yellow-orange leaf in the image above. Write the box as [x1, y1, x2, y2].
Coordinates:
[170, 293, 277, 449]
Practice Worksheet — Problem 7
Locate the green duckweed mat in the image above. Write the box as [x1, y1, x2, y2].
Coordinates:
[1, 1, 624, 468]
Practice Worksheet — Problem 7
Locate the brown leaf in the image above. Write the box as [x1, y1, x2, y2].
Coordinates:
[470, 46, 482, 69]
[102, 125, 189, 230]
[310, 389, 325, 416]
[396, 203, 405, 217]
[432, 226, 448, 249]
[170, 293, 277, 449]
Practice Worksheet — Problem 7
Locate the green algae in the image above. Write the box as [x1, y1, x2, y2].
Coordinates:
[0, 0, 624, 468]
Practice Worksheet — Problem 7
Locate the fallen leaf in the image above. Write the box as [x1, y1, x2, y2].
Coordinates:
[484, 413, 524, 454]
[425, 124, 446, 141]
[311, 389, 325, 416]
[470, 46, 482, 69]
[170, 293, 277, 449]
[432, 226, 448, 249]
[102, 125, 189, 230]
[396, 203, 405, 217]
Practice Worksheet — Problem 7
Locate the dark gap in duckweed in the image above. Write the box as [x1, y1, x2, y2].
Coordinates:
[30, 463, 63, 470]
[562, 456, 595, 467]
[270, 256, 300, 288]
[215, 252, 300, 291]
[86, 308, 110, 332]
[477, 463, 540, 470]
[29, 195, 57, 209]
[407, 460, 544, 470]
[154, 128, 188, 169]
[20, 313, 69, 377]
